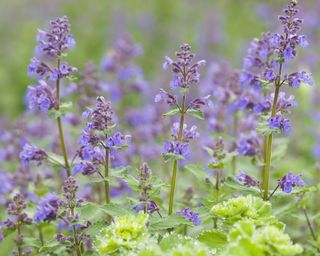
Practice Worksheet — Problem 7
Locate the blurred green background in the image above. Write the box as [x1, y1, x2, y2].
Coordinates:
[0, 0, 276, 117]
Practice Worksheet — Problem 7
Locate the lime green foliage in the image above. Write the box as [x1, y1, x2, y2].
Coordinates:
[94, 212, 159, 255]
[160, 233, 213, 256]
[210, 195, 281, 227]
[223, 220, 303, 256]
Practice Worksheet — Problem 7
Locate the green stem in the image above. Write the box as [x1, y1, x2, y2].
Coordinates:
[215, 169, 221, 191]
[56, 59, 71, 176]
[263, 85, 280, 201]
[71, 207, 82, 256]
[17, 223, 22, 256]
[302, 208, 317, 242]
[168, 94, 186, 215]
[38, 226, 44, 246]
[104, 148, 110, 204]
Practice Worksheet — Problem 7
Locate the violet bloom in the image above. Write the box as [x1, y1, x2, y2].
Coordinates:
[171, 123, 199, 142]
[26, 83, 56, 112]
[83, 96, 114, 132]
[237, 135, 260, 156]
[278, 171, 304, 193]
[71, 162, 99, 176]
[268, 114, 292, 133]
[154, 88, 177, 106]
[236, 172, 259, 187]
[132, 200, 160, 214]
[163, 140, 190, 159]
[19, 143, 47, 166]
[36, 16, 76, 57]
[105, 132, 131, 148]
[34, 193, 60, 223]
[177, 208, 200, 226]
[163, 43, 205, 89]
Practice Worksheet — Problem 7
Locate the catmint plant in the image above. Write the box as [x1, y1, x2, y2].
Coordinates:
[240, 0, 312, 200]
[4, 194, 32, 256]
[27, 16, 77, 176]
[157, 43, 207, 215]
[73, 96, 130, 205]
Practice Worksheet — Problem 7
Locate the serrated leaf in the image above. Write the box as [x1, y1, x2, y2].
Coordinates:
[197, 230, 227, 249]
[162, 107, 180, 117]
[186, 109, 205, 120]
[100, 203, 132, 216]
[149, 214, 191, 232]
[77, 202, 105, 222]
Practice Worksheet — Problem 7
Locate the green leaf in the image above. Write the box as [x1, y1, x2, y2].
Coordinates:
[208, 162, 224, 169]
[46, 152, 65, 167]
[22, 237, 42, 248]
[197, 230, 227, 249]
[186, 109, 205, 120]
[223, 177, 261, 196]
[48, 101, 73, 119]
[162, 153, 184, 162]
[184, 164, 209, 181]
[149, 214, 191, 232]
[163, 107, 180, 117]
[100, 203, 132, 216]
[77, 202, 105, 222]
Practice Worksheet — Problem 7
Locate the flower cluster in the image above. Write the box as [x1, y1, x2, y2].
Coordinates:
[236, 173, 260, 187]
[19, 143, 47, 166]
[34, 193, 61, 223]
[26, 16, 77, 112]
[163, 43, 205, 89]
[177, 208, 200, 226]
[237, 134, 260, 156]
[278, 171, 304, 193]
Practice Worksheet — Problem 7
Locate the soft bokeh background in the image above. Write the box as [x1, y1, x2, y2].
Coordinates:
[1, 0, 308, 117]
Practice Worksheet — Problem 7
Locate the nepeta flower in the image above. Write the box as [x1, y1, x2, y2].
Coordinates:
[83, 96, 114, 132]
[236, 173, 259, 187]
[154, 88, 177, 106]
[28, 57, 51, 78]
[163, 140, 190, 159]
[36, 16, 76, 57]
[287, 71, 313, 88]
[34, 193, 60, 223]
[19, 143, 47, 166]
[237, 135, 260, 156]
[105, 132, 131, 148]
[71, 162, 99, 176]
[177, 208, 200, 226]
[26, 83, 56, 112]
[171, 123, 199, 142]
[163, 43, 205, 89]
[188, 95, 212, 110]
[278, 171, 304, 193]
[268, 114, 292, 133]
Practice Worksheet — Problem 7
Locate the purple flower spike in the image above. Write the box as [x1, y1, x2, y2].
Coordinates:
[34, 193, 60, 223]
[237, 135, 260, 156]
[19, 143, 47, 166]
[163, 43, 205, 89]
[177, 208, 200, 226]
[236, 172, 259, 187]
[268, 114, 292, 133]
[36, 16, 76, 57]
[26, 83, 56, 112]
[278, 171, 304, 193]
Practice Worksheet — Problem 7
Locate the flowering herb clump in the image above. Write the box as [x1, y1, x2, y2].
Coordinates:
[0, 1, 319, 255]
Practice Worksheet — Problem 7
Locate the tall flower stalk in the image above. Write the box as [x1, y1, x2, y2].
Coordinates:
[26, 16, 77, 176]
[156, 43, 207, 215]
[240, 1, 312, 200]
